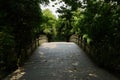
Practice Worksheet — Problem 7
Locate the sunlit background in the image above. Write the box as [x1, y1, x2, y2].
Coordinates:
[40, 0, 65, 18]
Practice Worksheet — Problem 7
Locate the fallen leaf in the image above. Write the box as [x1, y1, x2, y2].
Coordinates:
[20, 72, 25, 75]
[68, 70, 73, 73]
[88, 73, 97, 77]
[39, 52, 44, 55]
[72, 62, 79, 66]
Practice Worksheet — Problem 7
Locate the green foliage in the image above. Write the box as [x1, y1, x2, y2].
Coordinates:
[0, 27, 16, 74]
[0, 0, 50, 77]
[59, 0, 120, 71]
[78, 0, 120, 70]
[41, 9, 57, 41]
[57, 6, 74, 41]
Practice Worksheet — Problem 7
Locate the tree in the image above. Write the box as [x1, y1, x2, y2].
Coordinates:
[57, 0, 120, 71]
[0, 0, 50, 75]
[77, 0, 120, 70]
[41, 9, 57, 42]
[55, 0, 82, 41]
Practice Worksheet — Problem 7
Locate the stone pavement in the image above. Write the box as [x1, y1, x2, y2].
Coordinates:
[4, 42, 119, 80]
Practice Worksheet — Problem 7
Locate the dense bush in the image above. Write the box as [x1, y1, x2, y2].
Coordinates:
[79, 0, 120, 71]
[57, 0, 120, 71]
[0, 0, 49, 78]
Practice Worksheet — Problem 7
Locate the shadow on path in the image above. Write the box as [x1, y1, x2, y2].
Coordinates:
[4, 42, 119, 80]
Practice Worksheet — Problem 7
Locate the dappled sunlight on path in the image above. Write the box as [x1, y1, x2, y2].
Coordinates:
[41, 42, 74, 49]
[4, 42, 119, 80]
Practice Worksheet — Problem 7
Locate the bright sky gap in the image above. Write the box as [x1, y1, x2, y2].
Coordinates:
[40, 0, 65, 18]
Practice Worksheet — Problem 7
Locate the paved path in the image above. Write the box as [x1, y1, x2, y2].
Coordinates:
[4, 42, 119, 80]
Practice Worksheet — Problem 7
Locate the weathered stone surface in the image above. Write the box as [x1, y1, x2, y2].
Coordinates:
[4, 42, 119, 80]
